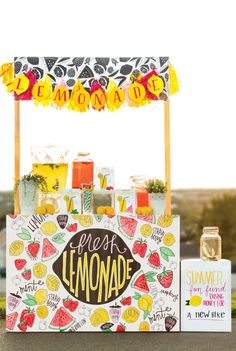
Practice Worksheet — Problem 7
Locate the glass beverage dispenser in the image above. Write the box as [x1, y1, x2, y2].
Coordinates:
[31, 145, 69, 212]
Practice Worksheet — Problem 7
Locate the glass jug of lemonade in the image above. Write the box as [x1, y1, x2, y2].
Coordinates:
[31, 145, 68, 193]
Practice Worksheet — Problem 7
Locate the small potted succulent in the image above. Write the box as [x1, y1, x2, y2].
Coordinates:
[145, 178, 167, 214]
[15, 172, 48, 214]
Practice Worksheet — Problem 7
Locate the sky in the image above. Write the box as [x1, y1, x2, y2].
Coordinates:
[0, 0, 236, 191]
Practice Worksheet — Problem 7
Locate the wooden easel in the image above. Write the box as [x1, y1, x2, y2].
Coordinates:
[14, 100, 172, 216]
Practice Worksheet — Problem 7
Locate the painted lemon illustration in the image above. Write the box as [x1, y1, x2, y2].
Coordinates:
[90, 308, 109, 327]
[9, 240, 24, 256]
[34, 289, 48, 305]
[157, 214, 173, 228]
[33, 263, 47, 278]
[163, 233, 175, 246]
[46, 274, 60, 291]
[189, 295, 202, 307]
[36, 305, 49, 319]
[78, 215, 93, 227]
[139, 321, 150, 331]
[140, 224, 152, 237]
[72, 214, 80, 220]
[138, 295, 153, 312]
[122, 307, 140, 323]
[40, 222, 57, 236]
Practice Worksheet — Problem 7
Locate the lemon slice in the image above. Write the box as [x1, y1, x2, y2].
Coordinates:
[36, 305, 49, 319]
[40, 222, 57, 236]
[46, 274, 60, 291]
[34, 289, 48, 305]
[33, 263, 47, 278]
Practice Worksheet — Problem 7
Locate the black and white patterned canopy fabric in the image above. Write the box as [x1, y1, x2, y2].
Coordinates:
[14, 57, 170, 98]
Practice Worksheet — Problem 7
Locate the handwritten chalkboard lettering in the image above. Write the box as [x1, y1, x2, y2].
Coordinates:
[27, 215, 48, 232]
[46, 293, 61, 311]
[186, 270, 223, 286]
[148, 306, 172, 324]
[159, 289, 179, 302]
[196, 310, 210, 318]
[53, 228, 140, 304]
[70, 233, 127, 255]
[19, 279, 44, 294]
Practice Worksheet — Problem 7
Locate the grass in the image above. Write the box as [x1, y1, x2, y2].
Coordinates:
[0, 293, 236, 320]
[232, 292, 236, 318]
[0, 296, 6, 320]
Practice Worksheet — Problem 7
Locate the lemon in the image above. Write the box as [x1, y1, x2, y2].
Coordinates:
[36, 305, 49, 319]
[33, 263, 47, 278]
[142, 294, 153, 306]
[34, 289, 48, 305]
[36, 206, 47, 215]
[105, 207, 115, 215]
[40, 222, 57, 236]
[78, 215, 93, 227]
[135, 207, 142, 215]
[96, 206, 106, 215]
[94, 308, 109, 323]
[46, 274, 60, 291]
[9, 240, 24, 256]
[71, 214, 79, 219]
[45, 204, 56, 215]
[157, 214, 173, 228]
[138, 294, 153, 311]
[143, 207, 153, 215]
[140, 224, 152, 237]
[189, 295, 202, 307]
[90, 312, 102, 327]
[138, 297, 149, 311]
[163, 232, 175, 246]
[122, 307, 140, 323]
[139, 321, 150, 331]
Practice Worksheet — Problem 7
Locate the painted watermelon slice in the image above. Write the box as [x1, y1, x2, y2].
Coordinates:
[137, 214, 155, 223]
[42, 238, 58, 262]
[118, 216, 137, 239]
[6, 312, 18, 331]
[49, 307, 75, 331]
[126, 205, 133, 213]
[131, 270, 150, 293]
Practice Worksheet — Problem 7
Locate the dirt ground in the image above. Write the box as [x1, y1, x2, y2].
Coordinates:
[0, 319, 235, 351]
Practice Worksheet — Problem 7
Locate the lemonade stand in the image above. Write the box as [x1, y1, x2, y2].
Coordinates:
[0, 57, 180, 332]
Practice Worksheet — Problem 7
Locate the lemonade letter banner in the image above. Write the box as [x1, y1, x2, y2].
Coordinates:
[0, 57, 179, 112]
[6, 214, 180, 332]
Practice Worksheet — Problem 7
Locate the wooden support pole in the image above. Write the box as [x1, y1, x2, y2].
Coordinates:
[14, 99, 20, 214]
[164, 99, 172, 215]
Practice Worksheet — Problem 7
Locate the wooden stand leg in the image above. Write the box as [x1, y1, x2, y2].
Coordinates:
[164, 99, 171, 216]
[14, 99, 20, 214]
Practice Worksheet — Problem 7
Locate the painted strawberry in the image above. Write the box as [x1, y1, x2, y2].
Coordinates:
[148, 251, 161, 269]
[14, 259, 26, 270]
[63, 297, 71, 309]
[132, 239, 147, 258]
[69, 300, 79, 312]
[21, 268, 31, 281]
[24, 309, 35, 327]
[66, 223, 78, 232]
[20, 308, 35, 327]
[120, 296, 132, 306]
[63, 297, 79, 311]
[165, 314, 177, 332]
[17, 319, 27, 332]
[27, 240, 40, 258]
[157, 268, 173, 288]
[116, 323, 126, 332]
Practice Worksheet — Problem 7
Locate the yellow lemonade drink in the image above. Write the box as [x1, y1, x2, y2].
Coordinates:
[32, 163, 68, 193]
